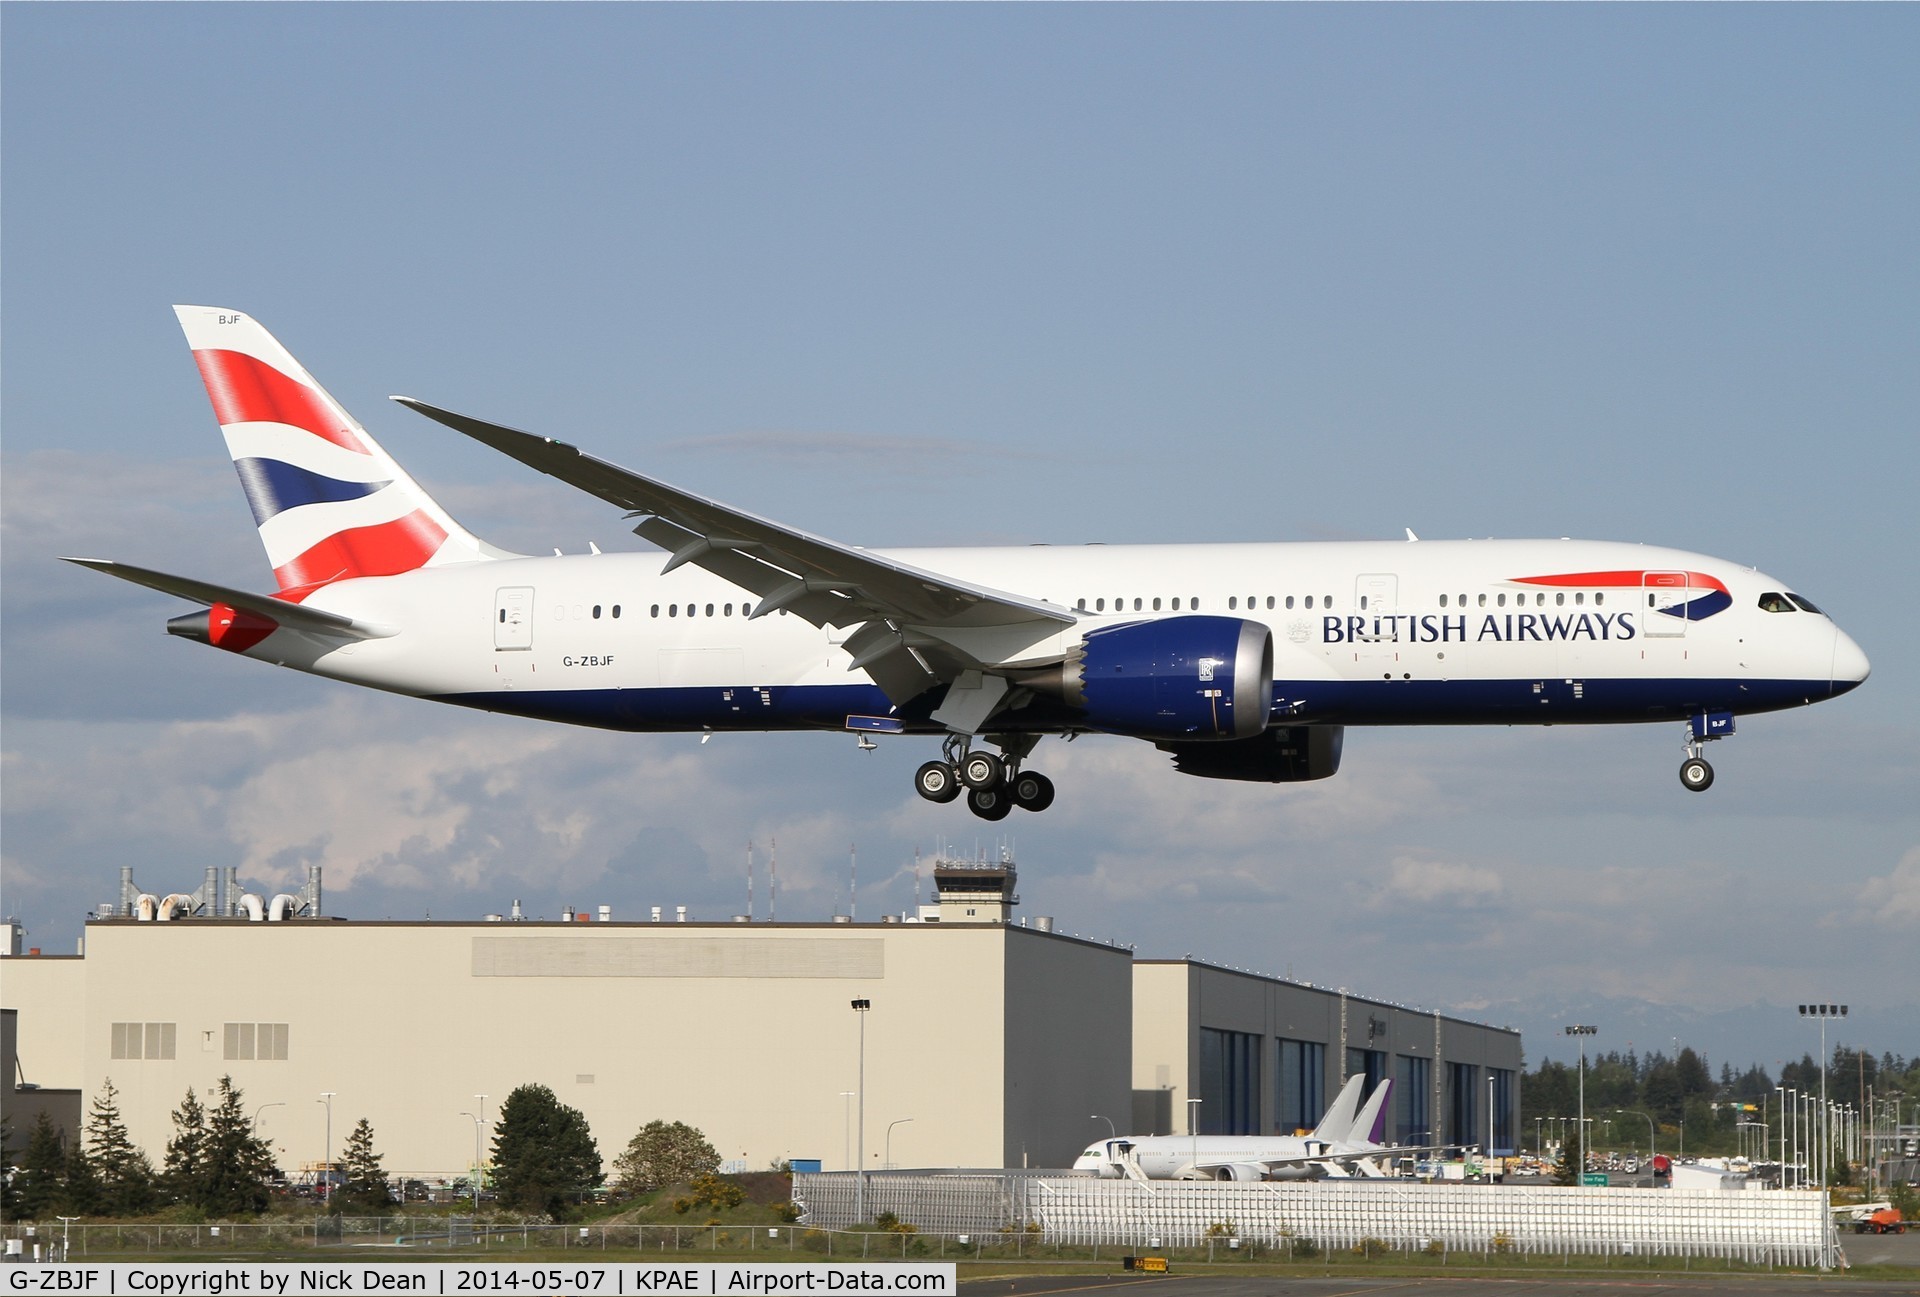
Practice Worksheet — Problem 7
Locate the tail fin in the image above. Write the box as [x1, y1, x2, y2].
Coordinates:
[1349, 1079, 1394, 1147]
[174, 306, 503, 597]
[1308, 1074, 1367, 1143]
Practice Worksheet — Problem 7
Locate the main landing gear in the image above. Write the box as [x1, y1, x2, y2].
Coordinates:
[915, 736, 1056, 819]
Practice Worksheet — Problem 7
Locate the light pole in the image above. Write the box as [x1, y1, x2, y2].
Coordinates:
[840, 1092, 856, 1171]
[473, 1095, 488, 1198]
[1566, 1026, 1597, 1178]
[851, 999, 870, 1224]
[1091, 1114, 1116, 1140]
[1615, 1109, 1655, 1171]
[459, 1113, 483, 1211]
[885, 1118, 914, 1170]
[1799, 1004, 1846, 1187]
[317, 1092, 335, 1203]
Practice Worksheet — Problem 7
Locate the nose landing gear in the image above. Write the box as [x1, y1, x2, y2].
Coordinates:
[916, 735, 1056, 816]
[1678, 710, 1734, 792]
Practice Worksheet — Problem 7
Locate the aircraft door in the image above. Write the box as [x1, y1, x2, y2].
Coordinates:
[1641, 571, 1689, 638]
[494, 587, 534, 650]
[1353, 574, 1399, 661]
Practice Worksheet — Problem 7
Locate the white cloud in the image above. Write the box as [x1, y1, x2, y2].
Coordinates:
[1854, 846, 1920, 928]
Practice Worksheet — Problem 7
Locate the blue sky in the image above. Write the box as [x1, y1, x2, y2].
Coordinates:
[4, 4, 1915, 1071]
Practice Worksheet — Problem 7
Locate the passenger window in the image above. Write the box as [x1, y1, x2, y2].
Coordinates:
[1758, 592, 1794, 613]
[1787, 594, 1822, 614]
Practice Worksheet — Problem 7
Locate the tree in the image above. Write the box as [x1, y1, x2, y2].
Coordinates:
[338, 1118, 393, 1212]
[164, 1078, 276, 1215]
[16, 1111, 68, 1220]
[613, 1120, 720, 1196]
[490, 1084, 601, 1218]
[163, 1086, 208, 1205]
[199, 1076, 277, 1216]
[87, 1079, 159, 1216]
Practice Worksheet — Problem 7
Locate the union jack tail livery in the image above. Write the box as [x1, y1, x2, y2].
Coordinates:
[175, 306, 502, 597]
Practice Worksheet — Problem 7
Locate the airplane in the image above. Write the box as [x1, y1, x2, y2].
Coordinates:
[1071, 1076, 1422, 1181]
[70, 308, 1871, 820]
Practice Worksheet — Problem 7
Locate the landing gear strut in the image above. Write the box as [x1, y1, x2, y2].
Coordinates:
[914, 735, 1055, 816]
[1678, 710, 1732, 792]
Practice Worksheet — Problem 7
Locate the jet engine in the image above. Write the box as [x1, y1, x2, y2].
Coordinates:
[1039, 616, 1273, 741]
[1158, 724, 1344, 782]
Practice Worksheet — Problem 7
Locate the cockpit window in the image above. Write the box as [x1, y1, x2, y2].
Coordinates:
[1757, 592, 1794, 613]
[1787, 593, 1823, 614]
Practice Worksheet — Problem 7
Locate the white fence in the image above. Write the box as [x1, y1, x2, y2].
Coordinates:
[792, 1173, 1839, 1269]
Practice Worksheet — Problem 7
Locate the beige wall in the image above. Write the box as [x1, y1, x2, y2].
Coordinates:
[9, 919, 1127, 1181]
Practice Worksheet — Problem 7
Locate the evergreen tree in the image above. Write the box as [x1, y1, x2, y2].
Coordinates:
[61, 1140, 105, 1217]
[87, 1079, 159, 1217]
[490, 1084, 601, 1218]
[198, 1076, 277, 1216]
[16, 1111, 68, 1220]
[163, 1087, 208, 1206]
[338, 1118, 392, 1212]
[613, 1120, 720, 1196]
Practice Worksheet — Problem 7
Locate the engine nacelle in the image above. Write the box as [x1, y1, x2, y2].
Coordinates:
[1061, 617, 1273, 742]
[1158, 724, 1344, 783]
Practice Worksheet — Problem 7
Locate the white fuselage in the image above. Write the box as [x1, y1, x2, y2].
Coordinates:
[242, 537, 1867, 737]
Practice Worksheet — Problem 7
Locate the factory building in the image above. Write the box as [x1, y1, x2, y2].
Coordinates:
[2, 857, 1522, 1180]
[1132, 961, 1521, 1153]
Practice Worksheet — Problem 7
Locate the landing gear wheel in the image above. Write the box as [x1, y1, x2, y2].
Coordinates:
[1679, 756, 1714, 792]
[914, 760, 961, 804]
[1010, 770, 1055, 813]
[967, 786, 1013, 821]
[960, 751, 1004, 790]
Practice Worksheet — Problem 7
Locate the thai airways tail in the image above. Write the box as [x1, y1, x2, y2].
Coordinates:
[173, 306, 507, 597]
[1308, 1074, 1367, 1143]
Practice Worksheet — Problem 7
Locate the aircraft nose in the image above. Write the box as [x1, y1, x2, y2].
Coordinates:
[1832, 627, 1870, 694]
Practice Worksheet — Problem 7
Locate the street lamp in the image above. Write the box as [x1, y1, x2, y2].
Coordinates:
[1566, 1027, 1597, 1178]
[1798, 1004, 1846, 1187]
[317, 1092, 335, 1203]
[885, 1118, 914, 1170]
[459, 1112, 483, 1211]
[1615, 1109, 1655, 1170]
[473, 1095, 489, 1198]
[851, 999, 870, 1224]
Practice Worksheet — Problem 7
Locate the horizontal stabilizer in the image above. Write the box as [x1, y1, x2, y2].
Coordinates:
[63, 558, 394, 640]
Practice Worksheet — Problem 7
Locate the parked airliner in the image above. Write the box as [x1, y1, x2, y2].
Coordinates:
[1073, 1076, 1421, 1181]
[71, 308, 1870, 819]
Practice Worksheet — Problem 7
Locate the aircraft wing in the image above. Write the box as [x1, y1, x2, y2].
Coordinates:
[393, 397, 1076, 705]
[63, 559, 394, 640]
